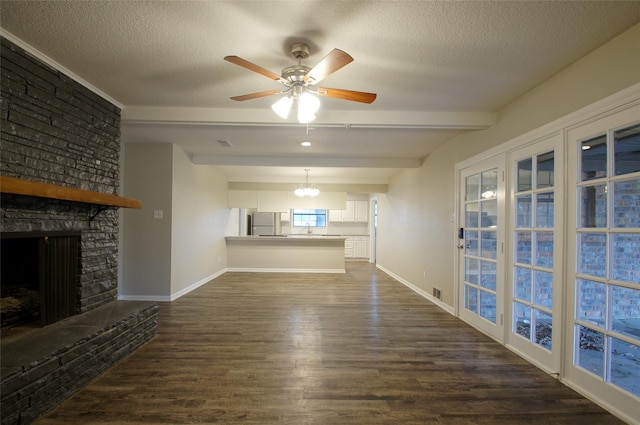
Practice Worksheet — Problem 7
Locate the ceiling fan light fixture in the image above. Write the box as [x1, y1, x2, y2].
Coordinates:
[297, 92, 320, 123]
[271, 96, 293, 119]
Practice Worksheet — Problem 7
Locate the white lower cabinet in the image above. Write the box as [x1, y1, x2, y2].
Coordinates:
[344, 236, 369, 258]
[344, 238, 354, 258]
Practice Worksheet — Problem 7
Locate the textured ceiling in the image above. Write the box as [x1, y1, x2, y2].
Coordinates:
[2, 1, 639, 183]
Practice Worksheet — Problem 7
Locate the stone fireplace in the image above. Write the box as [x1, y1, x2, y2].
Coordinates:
[1, 37, 157, 425]
[1, 231, 80, 329]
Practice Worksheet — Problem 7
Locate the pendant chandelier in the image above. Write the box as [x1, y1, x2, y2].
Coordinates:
[295, 169, 320, 197]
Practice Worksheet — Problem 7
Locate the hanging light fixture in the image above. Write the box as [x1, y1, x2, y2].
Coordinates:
[271, 85, 320, 124]
[295, 169, 320, 197]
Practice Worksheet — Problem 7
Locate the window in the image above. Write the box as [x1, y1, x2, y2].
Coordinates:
[292, 209, 327, 227]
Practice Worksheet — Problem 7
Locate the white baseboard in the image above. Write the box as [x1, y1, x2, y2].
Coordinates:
[226, 267, 345, 274]
[376, 264, 455, 315]
[118, 269, 226, 302]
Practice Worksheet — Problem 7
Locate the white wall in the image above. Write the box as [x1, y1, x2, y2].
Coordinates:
[122, 143, 173, 298]
[170, 145, 228, 296]
[377, 22, 640, 308]
[121, 143, 230, 300]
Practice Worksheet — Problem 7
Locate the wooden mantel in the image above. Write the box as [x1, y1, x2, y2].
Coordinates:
[0, 176, 141, 209]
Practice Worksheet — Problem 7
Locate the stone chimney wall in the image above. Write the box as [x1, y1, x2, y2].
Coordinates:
[1, 37, 122, 313]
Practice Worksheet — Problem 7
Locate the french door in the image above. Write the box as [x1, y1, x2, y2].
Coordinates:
[506, 135, 563, 374]
[566, 106, 640, 416]
[458, 154, 505, 342]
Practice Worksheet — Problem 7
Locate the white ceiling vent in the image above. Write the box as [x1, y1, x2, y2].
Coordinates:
[216, 139, 233, 148]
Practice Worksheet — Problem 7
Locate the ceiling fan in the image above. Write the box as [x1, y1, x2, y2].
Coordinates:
[224, 43, 376, 122]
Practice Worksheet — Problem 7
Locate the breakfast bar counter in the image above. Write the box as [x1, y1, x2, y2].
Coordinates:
[225, 235, 347, 273]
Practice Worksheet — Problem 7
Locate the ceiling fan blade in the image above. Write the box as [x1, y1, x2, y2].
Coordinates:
[230, 89, 283, 101]
[316, 87, 377, 104]
[224, 56, 284, 82]
[304, 49, 353, 84]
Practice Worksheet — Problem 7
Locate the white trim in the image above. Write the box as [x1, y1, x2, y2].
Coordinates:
[226, 267, 345, 274]
[118, 269, 226, 302]
[1, 29, 124, 109]
[169, 269, 226, 301]
[119, 294, 172, 302]
[560, 379, 639, 425]
[376, 264, 455, 315]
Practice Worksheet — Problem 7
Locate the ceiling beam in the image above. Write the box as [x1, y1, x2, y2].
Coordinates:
[192, 155, 421, 168]
[122, 107, 495, 130]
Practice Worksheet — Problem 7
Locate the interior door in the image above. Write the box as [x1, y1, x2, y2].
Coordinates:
[458, 154, 505, 342]
[506, 135, 563, 374]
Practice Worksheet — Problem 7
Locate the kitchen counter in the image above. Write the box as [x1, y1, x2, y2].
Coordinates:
[225, 236, 346, 273]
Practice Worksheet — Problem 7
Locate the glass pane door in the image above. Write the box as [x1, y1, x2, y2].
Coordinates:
[566, 107, 640, 421]
[459, 156, 504, 341]
[574, 123, 640, 397]
[507, 137, 562, 373]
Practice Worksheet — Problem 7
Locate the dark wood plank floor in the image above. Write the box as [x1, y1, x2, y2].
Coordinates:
[35, 263, 623, 424]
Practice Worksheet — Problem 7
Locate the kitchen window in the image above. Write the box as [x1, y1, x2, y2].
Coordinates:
[292, 209, 327, 227]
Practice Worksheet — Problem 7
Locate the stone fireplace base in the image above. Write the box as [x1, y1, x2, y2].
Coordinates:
[0, 300, 158, 425]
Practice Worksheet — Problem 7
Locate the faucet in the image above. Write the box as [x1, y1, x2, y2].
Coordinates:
[306, 223, 312, 234]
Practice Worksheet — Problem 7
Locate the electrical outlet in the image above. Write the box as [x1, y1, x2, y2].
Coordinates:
[423, 270, 427, 279]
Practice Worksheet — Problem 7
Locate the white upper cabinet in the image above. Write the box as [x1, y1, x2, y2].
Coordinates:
[329, 200, 368, 222]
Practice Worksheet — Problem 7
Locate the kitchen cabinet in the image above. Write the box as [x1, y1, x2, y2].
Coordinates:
[344, 238, 354, 258]
[329, 200, 368, 223]
[280, 210, 290, 222]
[344, 236, 369, 258]
[353, 236, 369, 258]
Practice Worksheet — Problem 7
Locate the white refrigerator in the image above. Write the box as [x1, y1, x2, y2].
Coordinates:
[251, 212, 277, 235]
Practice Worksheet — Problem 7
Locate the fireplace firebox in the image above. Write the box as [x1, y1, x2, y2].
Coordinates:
[1, 232, 80, 329]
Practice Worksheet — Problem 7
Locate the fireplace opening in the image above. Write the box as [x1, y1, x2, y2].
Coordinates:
[1, 232, 80, 330]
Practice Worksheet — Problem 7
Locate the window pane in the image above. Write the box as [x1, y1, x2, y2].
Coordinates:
[292, 209, 326, 227]
[465, 284, 478, 313]
[609, 337, 640, 397]
[480, 199, 497, 228]
[576, 325, 604, 378]
[536, 151, 554, 189]
[578, 233, 607, 278]
[534, 270, 553, 309]
[480, 260, 496, 291]
[465, 203, 479, 227]
[516, 195, 532, 227]
[481, 169, 498, 199]
[514, 267, 531, 301]
[466, 173, 480, 201]
[515, 231, 532, 264]
[612, 233, 640, 283]
[465, 230, 478, 256]
[536, 192, 554, 228]
[535, 231, 554, 268]
[480, 290, 496, 323]
[577, 279, 606, 328]
[480, 231, 497, 260]
[613, 179, 640, 228]
[517, 158, 532, 192]
[514, 302, 531, 340]
[465, 258, 478, 285]
[534, 309, 553, 351]
[580, 185, 607, 228]
[581, 134, 607, 181]
[611, 285, 640, 340]
[614, 123, 640, 176]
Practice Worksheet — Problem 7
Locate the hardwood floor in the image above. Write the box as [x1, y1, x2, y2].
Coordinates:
[35, 263, 623, 424]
